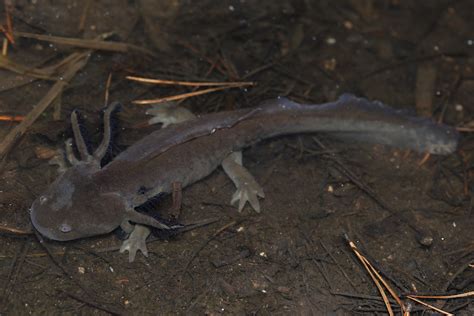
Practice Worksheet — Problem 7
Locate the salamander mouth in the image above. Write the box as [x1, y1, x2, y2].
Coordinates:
[30, 206, 73, 241]
[30, 218, 59, 240]
[31, 222, 78, 241]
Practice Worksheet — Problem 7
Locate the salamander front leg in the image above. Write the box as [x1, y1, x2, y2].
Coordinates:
[119, 224, 151, 262]
[221, 151, 265, 212]
[118, 207, 174, 262]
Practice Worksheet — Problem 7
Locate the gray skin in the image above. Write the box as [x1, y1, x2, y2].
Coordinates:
[30, 94, 458, 244]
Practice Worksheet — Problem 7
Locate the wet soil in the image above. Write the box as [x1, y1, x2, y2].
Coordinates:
[0, 0, 473, 315]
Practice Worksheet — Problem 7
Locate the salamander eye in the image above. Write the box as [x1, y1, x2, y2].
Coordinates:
[39, 196, 48, 204]
[59, 223, 72, 233]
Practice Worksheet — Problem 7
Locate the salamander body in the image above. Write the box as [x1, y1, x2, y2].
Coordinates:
[30, 95, 458, 260]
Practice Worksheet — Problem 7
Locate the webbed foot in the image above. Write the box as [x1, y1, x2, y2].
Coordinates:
[119, 225, 151, 262]
[222, 152, 265, 212]
[231, 181, 265, 212]
[146, 102, 195, 127]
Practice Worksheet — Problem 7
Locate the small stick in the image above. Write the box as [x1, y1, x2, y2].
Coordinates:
[415, 62, 437, 117]
[349, 240, 395, 316]
[2, 242, 29, 304]
[319, 240, 357, 289]
[331, 291, 398, 304]
[133, 84, 249, 105]
[62, 291, 125, 315]
[346, 235, 407, 314]
[0, 51, 90, 160]
[0, 0, 14, 45]
[174, 38, 228, 76]
[0, 218, 220, 260]
[182, 220, 238, 272]
[418, 152, 431, 166]
[0, 225, 32, 235]
[52, 94, 62, 121]
[126, 75, 255, 87]
[104, 73, 112, 106]
[407, 292, 474, 300]
[0, 54, 56, 80]
[33, 230, 107, 309]
[170, 181, 182, 219]
[312, 137, 390, 210]
[437, 74, 462, 124]
[1, 37, 7, 56]
[406, 296, 453, 316]
[78, 0, 92, 33]
[4, 0, 14, 43]
[0, 114, 24, 122]
[14, 31, 155, 56]
[456, 126, 474, 132]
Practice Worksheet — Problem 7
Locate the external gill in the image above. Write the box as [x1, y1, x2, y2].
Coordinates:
[68, 101, 120, 166]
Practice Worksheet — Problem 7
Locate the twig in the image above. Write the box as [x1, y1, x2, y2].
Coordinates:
[442, 261, 473, 292]
[0, 55, 57, 80]
[312, 137, 389, 209]
[174, 38, 228, 76]
[0, 51, 90, 160]
[0, 224, 32, 235]
[78, 0, 92, 33]
[418, 152, 431, 166]
[406, 296, 453, 316]
[1, 242, 29, 307]
[182, 220, 238, 272]
[0, 114, 24, 122]
[346, 235, 407, 315]
[1, 0, 14, 45]
[408, 292, 474, 300]
[62, 291, 126, 315]
[34, 230, 125, 315]
[437, 74, 462, 124]
[456, 126, 474, 132]
[211, 248, 250, 268]
[126, 75, 255, 87]
[415, 62, 437, 117]
[348, 240, 396, 315]
[132, 84, 251, 105]
[313, 137, 430, 240]
[170, 181, 182, 219]
[104, 73, 112, 106]
[1, 37, 7, 56]
[0, 218, 220, 260]
[14, 31, 155, 56]
[331, 291, 398, 304]
[319, 240, 357, 290]
[361, 52, 466, 80]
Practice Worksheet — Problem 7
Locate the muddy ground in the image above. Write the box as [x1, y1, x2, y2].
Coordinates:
[0, 0, 473, 315]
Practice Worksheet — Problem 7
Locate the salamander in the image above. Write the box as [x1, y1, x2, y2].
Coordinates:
[29, 94, 458, 261]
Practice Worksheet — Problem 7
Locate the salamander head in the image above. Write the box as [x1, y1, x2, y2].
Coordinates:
[30, 164, 124, 241]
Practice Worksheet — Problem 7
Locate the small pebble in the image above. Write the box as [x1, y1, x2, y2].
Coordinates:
[277, 286, 291, 294]
[418, 235, 433, 247]
[326, 37, 336, 45]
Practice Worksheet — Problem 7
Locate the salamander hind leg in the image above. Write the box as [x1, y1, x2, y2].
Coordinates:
[221, 152, 265, 212]
[119, 224, 151, 262]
